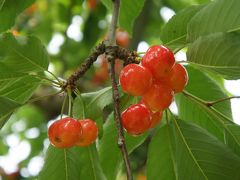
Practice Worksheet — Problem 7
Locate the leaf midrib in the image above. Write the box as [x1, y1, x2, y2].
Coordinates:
[173, 117, 208, 180]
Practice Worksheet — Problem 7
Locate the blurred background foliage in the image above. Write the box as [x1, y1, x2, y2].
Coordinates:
[0, 0, 210, 179]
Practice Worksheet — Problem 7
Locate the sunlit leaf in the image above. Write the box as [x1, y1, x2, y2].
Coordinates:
[188, 0, 240, 41]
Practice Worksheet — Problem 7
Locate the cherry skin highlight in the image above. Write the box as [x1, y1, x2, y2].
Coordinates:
[168, 63, 188, 93]
[119, 64, 153, 96]
[121, 104, 151, 135]
[142, 45, 175, 79]
[142, 83, 174, 111]
[48, 117, 82, 148]
[76, 119, 98, 147]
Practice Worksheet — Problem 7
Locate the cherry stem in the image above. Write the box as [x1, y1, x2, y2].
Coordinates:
[60, 93, 68, 119]
[34, 74, 62, 86]
[107, 0, 133, 179]
[74, 88, 86, 119]
[46, 70, 62, 85]
[28, 90, 63, 104]
[67, 88, 73, 117]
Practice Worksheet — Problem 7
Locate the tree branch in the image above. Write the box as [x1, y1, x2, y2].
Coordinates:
[106, 0, 133, 179]
[63, 42, 105, 90]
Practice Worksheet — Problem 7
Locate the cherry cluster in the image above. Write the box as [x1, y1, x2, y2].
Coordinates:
[48, 117, 98, 148]
[119, 45, 188, 135]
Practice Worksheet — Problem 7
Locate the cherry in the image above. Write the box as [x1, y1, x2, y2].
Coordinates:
[48, 117, 82, 148]
[142, 45, 175, 79]
[116, 29, 130, 48]
[139, 99, 163, 128]
[142, 83, 174, 111]
[76, 119, 98, 147]
[168, 63, 188, 93]
[119, 64, 153, 96]
[87, 0, 97, 10]
[121, 104, 151, 135]
[150, 111, 163, 128]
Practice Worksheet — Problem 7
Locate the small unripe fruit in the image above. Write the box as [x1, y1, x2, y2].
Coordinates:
[142, 45, 175, 79]
[119, 64, 153, 96]
[76, 119, 98, 147]
[121, 104, 151, 135]
[168, 63, 188, 93]
[142, 83, 174, 111]
[48, 117, 82, 148]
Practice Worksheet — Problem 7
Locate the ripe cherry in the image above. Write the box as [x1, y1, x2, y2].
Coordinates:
[119, 64, 153, 96]
[48, 117, 82, 148]
[142, 45, 175, 79]
[87, 0, 97, 10]
[116, 29, 130, 48]
[76, 119, 98, 147]
[168, 63, 188, 93]
[142, 83, 174, 111]
[121, 104, 151, 135]
[139, 99, 163, 128]
[150, 111, 163, 128]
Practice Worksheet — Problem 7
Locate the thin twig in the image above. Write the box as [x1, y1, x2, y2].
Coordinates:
[182, 90, 240, 107]
[106, 0, 133, 179]
[206, 96, 240, 107]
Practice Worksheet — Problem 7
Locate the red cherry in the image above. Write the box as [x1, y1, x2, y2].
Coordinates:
[76, 119, 98, 147]
[142, 45, 175, 79]
[121, 104, 151, 135]
[87, 0, 97, 10]
[150, 111, 163, 128]
[48, 117, 82, 148]
[116, 29, 130, 48]
[168, 63, 188, 93]
[142, 83, 174, 111]
[119, 64, 153, 96]
[139, 99, 163, 128]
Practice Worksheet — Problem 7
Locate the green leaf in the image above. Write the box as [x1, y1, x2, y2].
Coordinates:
[78, 146, 106, 180]
[119, 0, 146, 35]
[100, 0, 146, 34]
[100, 0, 111, 11]
[0, 0, 35, 33]
[0, 33, 49, 73]
[187, 32, 240, 80]
[0, 75, 41, 104]
[39, 146, 83, 180]
[226, 124, 240, 156]
[172, 118, 240, 180]
[99, 114, 148, 180]
[161, 5, 204, 50]
[187, 0, 240, 42]
[0, 96, 21, 129]
[73, 87, 112, 120]
[175, 66, 231, 141]
[147, 125, 177, 180]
